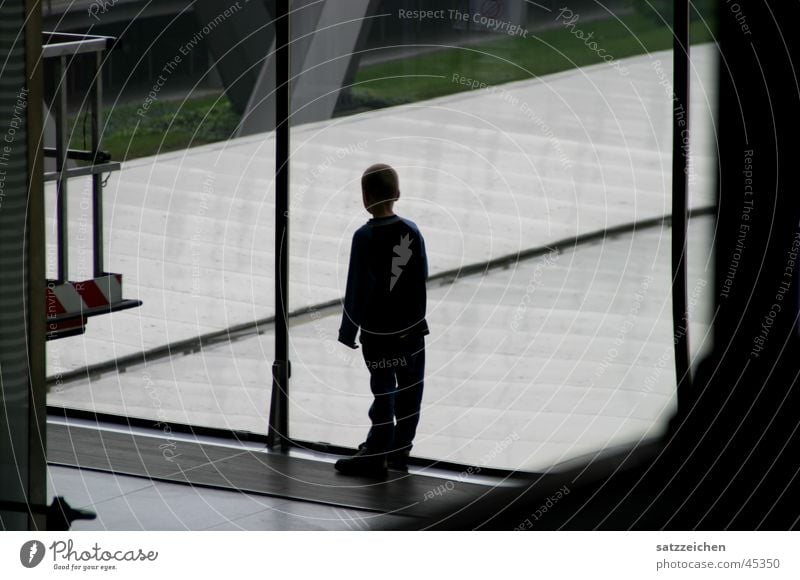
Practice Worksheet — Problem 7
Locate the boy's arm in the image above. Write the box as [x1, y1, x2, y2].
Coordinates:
[419, 231, 429, 280]
[338, 230, 367, 348]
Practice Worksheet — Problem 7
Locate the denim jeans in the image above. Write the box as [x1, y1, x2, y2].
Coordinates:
[361, 335, 425, 454]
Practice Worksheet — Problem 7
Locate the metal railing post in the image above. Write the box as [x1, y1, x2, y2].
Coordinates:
[267, 0, 291, 450]
[91, 50, 105, 277]
[672, 0, 692, 402]
[53, 56, 69, 283]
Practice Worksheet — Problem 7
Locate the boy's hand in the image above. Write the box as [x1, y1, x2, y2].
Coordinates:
[338, 335, 358, 349]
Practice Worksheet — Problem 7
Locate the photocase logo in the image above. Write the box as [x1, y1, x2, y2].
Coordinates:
[20, 540, 46, 568]
[390, 234, 413, 291]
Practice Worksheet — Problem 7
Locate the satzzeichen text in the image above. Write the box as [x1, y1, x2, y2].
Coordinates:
[656, 542, 725, 552]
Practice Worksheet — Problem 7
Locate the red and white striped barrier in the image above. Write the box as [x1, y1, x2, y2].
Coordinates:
[45, 273, 139, 339]
[46, 273, 123, 317]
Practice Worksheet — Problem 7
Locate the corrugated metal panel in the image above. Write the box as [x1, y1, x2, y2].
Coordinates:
[0, 0, 32, 531]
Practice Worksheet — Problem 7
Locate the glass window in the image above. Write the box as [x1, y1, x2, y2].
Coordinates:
[46, 0, 718, 473]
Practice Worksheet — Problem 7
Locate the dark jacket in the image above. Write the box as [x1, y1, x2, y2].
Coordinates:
[338, 214, 429, 347]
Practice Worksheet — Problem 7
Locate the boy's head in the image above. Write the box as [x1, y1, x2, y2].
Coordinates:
[361, 163, 399, 216]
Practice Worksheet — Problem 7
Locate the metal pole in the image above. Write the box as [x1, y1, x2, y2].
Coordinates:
[91, 50, 104, 277]
[54, 56, 69, 283]
[267, 0, 290, 450]
[672, 0, 691, 402]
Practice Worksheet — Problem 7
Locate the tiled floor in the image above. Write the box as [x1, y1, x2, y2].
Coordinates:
[48, 464, 408, 531]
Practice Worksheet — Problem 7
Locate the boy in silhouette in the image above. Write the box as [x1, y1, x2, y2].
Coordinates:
[336, 163, 429, 477]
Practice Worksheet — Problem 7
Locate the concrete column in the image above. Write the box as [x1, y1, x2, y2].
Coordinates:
[238, 0, 378, 136]
[193, 0, 275, 114]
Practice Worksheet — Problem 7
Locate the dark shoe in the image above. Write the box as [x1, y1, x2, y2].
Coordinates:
[335, 447, 388, 478]
[387, 449, 410, 472]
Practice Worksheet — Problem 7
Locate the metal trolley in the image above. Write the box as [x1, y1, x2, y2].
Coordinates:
[42, 32, 140, 340]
